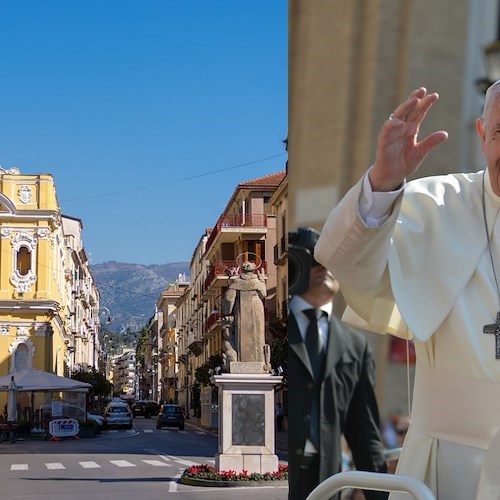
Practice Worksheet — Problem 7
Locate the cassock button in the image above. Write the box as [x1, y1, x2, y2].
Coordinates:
[303, 415, 310, 422]
[296, 448, 303, 456]
[307, 382, 314, 390]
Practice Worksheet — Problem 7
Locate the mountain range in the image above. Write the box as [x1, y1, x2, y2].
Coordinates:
[91, 261, 190, 333]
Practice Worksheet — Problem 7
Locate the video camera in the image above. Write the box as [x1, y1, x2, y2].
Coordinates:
[288, 227, 321, 296]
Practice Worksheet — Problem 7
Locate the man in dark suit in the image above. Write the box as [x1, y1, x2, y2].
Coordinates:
[288, 227, 387, 500]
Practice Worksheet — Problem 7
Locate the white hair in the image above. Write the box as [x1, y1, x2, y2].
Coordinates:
[483, 79, 500, 122]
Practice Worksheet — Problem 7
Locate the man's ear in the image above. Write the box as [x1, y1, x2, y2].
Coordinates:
[476, 117, 486, 141]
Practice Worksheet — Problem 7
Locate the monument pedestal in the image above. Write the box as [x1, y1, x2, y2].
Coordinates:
[212, 373, 283, 474]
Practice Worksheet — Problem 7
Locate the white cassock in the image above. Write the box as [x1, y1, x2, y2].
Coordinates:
[315, 168, 500, 500]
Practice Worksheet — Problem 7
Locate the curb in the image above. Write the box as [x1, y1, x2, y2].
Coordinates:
[180, 476, 288, 488]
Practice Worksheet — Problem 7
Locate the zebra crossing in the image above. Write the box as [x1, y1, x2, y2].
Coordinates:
[8, 456, 216, 472]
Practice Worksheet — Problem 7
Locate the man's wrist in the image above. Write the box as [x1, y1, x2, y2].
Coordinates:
[368, 169, 404, 192]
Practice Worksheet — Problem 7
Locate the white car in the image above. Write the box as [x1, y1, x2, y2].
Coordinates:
[87, 412, 105, 427]
[103, 402, 133, 429]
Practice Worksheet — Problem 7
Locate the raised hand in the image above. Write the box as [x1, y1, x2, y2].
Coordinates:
[369, 88, 449, 191]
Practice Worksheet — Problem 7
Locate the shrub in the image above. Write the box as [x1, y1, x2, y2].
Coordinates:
[182, 463, 288, 481]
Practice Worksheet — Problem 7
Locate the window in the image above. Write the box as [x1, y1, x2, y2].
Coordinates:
[14, 344, 29, 371]
[16, 246, 31, 276]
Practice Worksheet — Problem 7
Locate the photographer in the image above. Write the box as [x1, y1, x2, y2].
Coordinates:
[288, 227, 387, 500]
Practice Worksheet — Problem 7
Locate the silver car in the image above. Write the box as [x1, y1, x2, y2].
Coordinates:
[103, 402, 133, 429]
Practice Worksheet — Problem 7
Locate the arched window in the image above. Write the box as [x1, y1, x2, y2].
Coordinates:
[14, 344, 29, 371]
[16, 246, 31, 276]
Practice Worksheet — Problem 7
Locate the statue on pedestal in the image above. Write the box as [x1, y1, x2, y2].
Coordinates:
[222, 261, 270, 371]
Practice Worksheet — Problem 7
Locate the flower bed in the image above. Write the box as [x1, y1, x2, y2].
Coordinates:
[180, 463, 288, 487]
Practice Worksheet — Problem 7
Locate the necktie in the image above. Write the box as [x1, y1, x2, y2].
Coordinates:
[303, 308, 325, 380]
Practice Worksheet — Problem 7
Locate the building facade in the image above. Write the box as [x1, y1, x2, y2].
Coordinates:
[0, 167, 99, 381]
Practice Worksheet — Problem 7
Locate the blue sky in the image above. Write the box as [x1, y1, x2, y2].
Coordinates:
[0, 1, 287, 265]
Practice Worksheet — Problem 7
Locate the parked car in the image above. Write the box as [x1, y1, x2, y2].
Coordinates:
[103, 402, 133, 429]
[156, 404, 184, 430]
[39, 404, 104, 428]
[132, 400, 160, 418]
[39, 402, 85, 421]
[87, 412, 105, 427]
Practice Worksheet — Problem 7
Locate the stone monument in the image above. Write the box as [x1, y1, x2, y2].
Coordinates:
[212, 260, 282, 474]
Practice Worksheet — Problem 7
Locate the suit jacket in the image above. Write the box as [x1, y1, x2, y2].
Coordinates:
[288, 309, 387, 500]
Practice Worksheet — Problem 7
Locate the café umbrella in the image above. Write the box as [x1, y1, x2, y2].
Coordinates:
[7, 375, 19, 422]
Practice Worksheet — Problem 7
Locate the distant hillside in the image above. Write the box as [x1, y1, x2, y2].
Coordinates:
[91, 261, 190, 333]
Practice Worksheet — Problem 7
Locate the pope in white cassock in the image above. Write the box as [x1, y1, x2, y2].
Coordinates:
[315, 82, 500, 500]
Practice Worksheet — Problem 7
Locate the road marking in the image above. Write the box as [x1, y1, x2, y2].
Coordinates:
[142, 460, 170, 467]
[110, 460, 136, 467]
[143, 429, 153, 433]
[79, 461, 101, 468]
[165, 455, 200, 467]
[195, 431, 206, 434]
[169, 473, 182, 493]
[179, 430, 187, 434]
[46, 463, 65, 470]
[11, 464, 28, 471]
[108, 430, 118, 433]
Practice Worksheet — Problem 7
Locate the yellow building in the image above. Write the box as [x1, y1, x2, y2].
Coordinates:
[0, 167, 98, 388]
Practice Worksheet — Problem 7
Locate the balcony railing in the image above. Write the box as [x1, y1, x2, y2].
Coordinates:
[203, 259, 268, 293]
[205, 312, 221, 332]
[205, 213, 268, 254]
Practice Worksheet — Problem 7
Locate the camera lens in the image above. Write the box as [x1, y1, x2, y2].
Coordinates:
[288, 244, 312, 296]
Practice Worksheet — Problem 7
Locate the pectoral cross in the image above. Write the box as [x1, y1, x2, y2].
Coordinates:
[483, 312, 500, 359]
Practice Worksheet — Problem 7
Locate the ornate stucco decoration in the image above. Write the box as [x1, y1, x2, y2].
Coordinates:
[36, 228, 50, 238]
[10, 231, 37, 293]
[49, 213, 62, 231]
[11, 231, 37, 251]
[0, 166, 20, 175]
[0, 325, 9, 336]
[16, 326, 30, 340]
[17, 185, 32, 204]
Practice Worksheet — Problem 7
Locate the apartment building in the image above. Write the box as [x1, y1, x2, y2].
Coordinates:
[62, 215, 100, 375]
[201, 170, 285, 353]
[112, 349, 136, 398]
[165, 171, 285, 422]
[156, 275, 189, 405]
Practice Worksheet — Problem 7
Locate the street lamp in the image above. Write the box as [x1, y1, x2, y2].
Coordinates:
[99, 307, 112, 324]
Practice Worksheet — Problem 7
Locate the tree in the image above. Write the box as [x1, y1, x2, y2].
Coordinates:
[71, 368, 113, 404]
[194, 354, 223, 386]
[135, 326, 150, 365]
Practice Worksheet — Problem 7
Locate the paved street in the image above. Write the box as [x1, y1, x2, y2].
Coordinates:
[0, 417, 288, 499]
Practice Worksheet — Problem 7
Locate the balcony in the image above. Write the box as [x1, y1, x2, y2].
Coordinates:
[205, 213, 268, 255]
[205, 311, 220, 331]
[203, 259, 268, 294]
